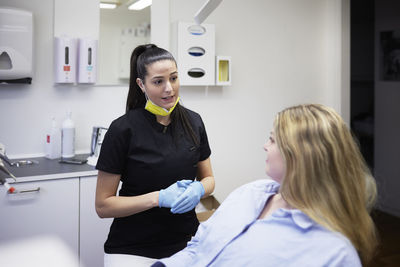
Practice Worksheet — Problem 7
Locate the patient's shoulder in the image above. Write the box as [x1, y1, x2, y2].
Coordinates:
[241, 179, 280, 194]
[221, 179, 279, 206]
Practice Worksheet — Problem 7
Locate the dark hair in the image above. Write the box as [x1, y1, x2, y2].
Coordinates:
[126, 44, 199, 146]
[126, 44, 174, 111]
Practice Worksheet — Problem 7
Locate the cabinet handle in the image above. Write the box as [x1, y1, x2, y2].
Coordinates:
[8, 187, 40, 194]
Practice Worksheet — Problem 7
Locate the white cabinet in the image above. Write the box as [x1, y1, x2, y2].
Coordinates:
[79, 175, 113, 267]
[0, 178, 80, 266]
[0, 175, 113, 267]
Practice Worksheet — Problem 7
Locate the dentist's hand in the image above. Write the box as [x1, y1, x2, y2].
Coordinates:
[158, 180, 192, 208]
[171, 181, 205, 214]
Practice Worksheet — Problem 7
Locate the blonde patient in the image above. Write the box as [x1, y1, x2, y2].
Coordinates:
[153, 104, 378, 267]
[269, 104, 377, 264]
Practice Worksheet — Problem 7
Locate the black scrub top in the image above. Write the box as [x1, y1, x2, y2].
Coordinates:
[96, 107, 211, 258]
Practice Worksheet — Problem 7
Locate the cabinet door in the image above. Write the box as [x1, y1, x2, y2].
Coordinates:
[0, 178, 79, 265]
[80, 176, 113, 267]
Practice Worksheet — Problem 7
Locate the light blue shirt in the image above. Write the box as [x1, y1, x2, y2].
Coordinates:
[158, 179, 361, 267]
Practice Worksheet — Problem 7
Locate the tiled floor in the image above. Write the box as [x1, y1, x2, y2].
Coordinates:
[368, 210, 400, 267]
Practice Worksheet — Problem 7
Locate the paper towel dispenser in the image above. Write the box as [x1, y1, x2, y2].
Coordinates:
[0, 7, 33, 84]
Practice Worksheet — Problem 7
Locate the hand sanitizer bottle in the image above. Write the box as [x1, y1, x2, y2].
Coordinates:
[45, 117, 61, 159]
[61, 111, 75, 158]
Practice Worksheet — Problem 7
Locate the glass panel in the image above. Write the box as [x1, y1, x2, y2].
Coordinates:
[97, 2, 150, 85]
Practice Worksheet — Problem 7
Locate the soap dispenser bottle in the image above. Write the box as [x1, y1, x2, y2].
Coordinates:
[45, 117, 61, 159]
[61, 111, 75, 158]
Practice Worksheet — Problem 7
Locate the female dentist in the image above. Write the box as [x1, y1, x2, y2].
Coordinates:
[95, 44, 215, 267]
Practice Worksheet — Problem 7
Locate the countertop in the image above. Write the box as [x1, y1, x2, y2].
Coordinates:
[0, 154, 97, 183]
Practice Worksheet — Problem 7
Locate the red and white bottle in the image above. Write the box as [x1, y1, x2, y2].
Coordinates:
[45, 117, 61, 159]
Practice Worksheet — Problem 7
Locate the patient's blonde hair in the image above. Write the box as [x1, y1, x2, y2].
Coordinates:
[274, 104, 377, 265]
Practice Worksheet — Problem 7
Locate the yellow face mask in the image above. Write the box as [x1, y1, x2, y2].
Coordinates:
[145, 96, 180, 116]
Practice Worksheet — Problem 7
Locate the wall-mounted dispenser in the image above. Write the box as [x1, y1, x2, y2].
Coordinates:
[0, 8, 33, 84]
[216, 56, 231, 86]
[173, 21, 215, 86]
[54, 36, 77, 83]
[78, 38, 97, 84]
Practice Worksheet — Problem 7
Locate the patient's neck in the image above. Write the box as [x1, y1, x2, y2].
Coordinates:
[258, 193, 292, 220]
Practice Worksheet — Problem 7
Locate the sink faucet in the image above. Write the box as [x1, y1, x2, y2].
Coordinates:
[0, 152, 38, 167]
[0, 153, 14, 166]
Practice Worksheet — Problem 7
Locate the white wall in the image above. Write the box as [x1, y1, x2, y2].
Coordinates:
[168, 0, 349, 200]
[374, 0, 400, 217]
[0, 0, 349, 201]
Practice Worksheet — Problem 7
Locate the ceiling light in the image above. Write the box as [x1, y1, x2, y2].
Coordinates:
[100, 3, 117, 9]
[100, 0, 120, 9]
[128, 0, 152, 10]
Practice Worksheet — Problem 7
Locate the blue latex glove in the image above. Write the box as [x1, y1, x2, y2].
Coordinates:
[177, 179, 193, 188]
[158, 180, 192, 208]
[171, 181, 205, 214]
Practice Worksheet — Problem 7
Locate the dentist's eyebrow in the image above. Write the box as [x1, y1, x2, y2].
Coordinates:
[151, 71, 178, 80]
[150, 75, 164, 79]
